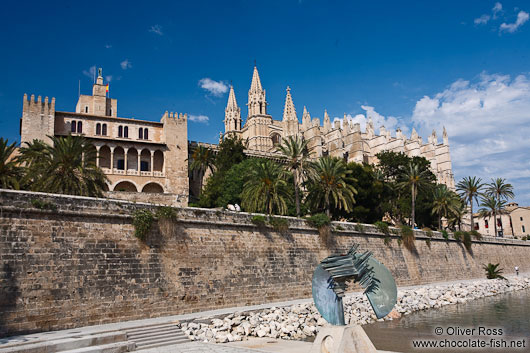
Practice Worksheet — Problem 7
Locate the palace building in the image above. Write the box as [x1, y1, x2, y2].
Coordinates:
[223, 66, 455, 189]
[20, 68, 189, 205]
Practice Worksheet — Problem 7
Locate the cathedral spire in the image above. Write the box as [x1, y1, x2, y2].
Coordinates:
[443, 126, 449, 145]
[247, 65, 267, 116]
[224, 85, 241, 133]
[282, 86, 297, 121]
[226, 85, 238, 110]
[302, 106, 311, 129]
[250, 65, 263, 93]
[323, 110, 331, 132]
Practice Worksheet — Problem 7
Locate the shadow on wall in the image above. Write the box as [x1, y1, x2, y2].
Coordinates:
[0, 263, 19, 337]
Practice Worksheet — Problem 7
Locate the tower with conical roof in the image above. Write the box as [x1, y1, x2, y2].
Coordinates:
[244, 65, 273, 151]
[224, 85, 241, 137]
[247, 65, 267, 116]
[282, 86, 299, 137]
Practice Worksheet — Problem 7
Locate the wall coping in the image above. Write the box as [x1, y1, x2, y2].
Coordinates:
[1, 188, 528, 247]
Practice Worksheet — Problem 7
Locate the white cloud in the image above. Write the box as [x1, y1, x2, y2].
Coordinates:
[474, 14, 490, 25]
[493, 2, 503, 18]
[189, 114, 209, 123]
[105, 75, 113, 82]
[332, 106, 407, 136]
[411, 72, 530, 204]
[198, 78, 228, 97]
[105, 44, 112, 49]
[120, 59, 132, 70]
[82, 66, 96, 79]
[149, 25, 163, 36]
[500, 10, 529, 33]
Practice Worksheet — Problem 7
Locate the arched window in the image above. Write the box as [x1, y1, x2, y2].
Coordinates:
[96, 123, 101, 135]
[102, 124, 107, 136]
[71, 120, 76, 133]
[139, 128, 143, 139]
[85, 106, 88, 113]
[124, 126, 129, 138]
[144, 128, 148, 140]
[118, 126, 123, 137]
[77, 121, 83, 133]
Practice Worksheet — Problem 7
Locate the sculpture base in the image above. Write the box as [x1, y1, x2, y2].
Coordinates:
[309, 325, 378, 353]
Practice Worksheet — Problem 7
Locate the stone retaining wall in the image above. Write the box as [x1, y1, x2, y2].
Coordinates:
[1, 189, 530, 337]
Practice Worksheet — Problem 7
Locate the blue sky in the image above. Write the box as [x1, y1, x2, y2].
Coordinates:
[1, 1, 530, 204]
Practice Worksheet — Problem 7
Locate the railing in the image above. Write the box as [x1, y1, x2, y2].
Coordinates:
[101, 168, 164, 177]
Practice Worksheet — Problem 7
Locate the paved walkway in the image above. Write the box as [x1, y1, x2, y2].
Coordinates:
[136, 342, 269, 353]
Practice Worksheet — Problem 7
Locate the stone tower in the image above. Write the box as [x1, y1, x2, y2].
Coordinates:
[161, 111, 189, 203]
[75, 68, 117, 117]
[245, 65, 273, 151]
[282, 86, 299, 138]
[20, 94, 56, 145]
[224, 85, 241, 137]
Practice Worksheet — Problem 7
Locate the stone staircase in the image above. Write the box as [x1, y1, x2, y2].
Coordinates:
[126, 323, 189, 351]
[0, 331, 134, 353]
[0, 322, 189, 353]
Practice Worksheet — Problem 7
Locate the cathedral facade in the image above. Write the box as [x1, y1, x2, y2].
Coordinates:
[223, 66, 455, 189]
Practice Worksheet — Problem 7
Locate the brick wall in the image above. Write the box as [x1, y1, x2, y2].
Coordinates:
[1, 189, 530, 337]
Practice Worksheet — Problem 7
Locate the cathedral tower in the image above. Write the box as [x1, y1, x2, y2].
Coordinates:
[224, 85, 241, 137]
[247, 65, 267, 116]
[282, 86, 299, 138]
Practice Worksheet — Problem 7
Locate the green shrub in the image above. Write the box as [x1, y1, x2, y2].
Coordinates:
[462, 231, 472, 252]
[335, 225, 345, 231]
[522, 236, 528, 241]
[354, 223, 365, 233]
[453, 231, 463, 241]
[425, 237, 431, 248]
[383, 236, 391, 246]
[425, 229, 434, 238]
[441, 230, 449, 240]
[397, 237, 402, 246]
[132, 209, 154, 241]
[251, 215, 267, 227]
[307, 213, 331, 229]
[156, 206, 177, 220]
[470, 230, 482, 240]
[400, 225, 415, 251]
[269, 217, 289, 232]
[374, 221, 390, 235]
[31, 199, 57, 211]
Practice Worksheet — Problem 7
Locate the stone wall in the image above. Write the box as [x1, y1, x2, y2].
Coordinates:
[1, 189, 530, 337]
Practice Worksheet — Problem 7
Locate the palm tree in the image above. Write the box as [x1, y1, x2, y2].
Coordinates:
[276, 136, 308, 217]
[189, 145, 216, 196]
[21, 134, 108, 197]
[479, 195, 507, 237]
[483, 263, 505, 280]
[241, 159, 291, 215]
[0, 138, 21, 189]
[305, 157, 357, 218]
[397, 163, 432, 228]
[431, 184, 461, 230]
[447, 199, 466, 231]
[456, 176, 484, 232]
[16, 139, 50, 188]
[485, 178, 514, 236]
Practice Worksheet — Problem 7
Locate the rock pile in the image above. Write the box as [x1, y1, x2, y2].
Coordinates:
[180, 276, 530, 343]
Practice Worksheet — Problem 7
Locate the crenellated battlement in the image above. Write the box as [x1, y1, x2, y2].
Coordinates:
[23, 93, 56, 115]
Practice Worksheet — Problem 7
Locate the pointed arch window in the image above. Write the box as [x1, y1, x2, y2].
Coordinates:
[144, 128, 148, 140]
[118, 126, 123, 137]
[139, 128, 143, 139]
[77, 121, 83, 133]
[102, 124, 107, 136]
[124, 126, 128, 138]
[71, 120, 77, 133]
[96, 123, 101, 135]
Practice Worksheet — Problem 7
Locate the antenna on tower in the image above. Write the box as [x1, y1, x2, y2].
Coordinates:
[78, 80, 80, 98]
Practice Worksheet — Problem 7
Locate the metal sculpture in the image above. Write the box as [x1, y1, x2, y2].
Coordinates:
[312, 244, 397, 326]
